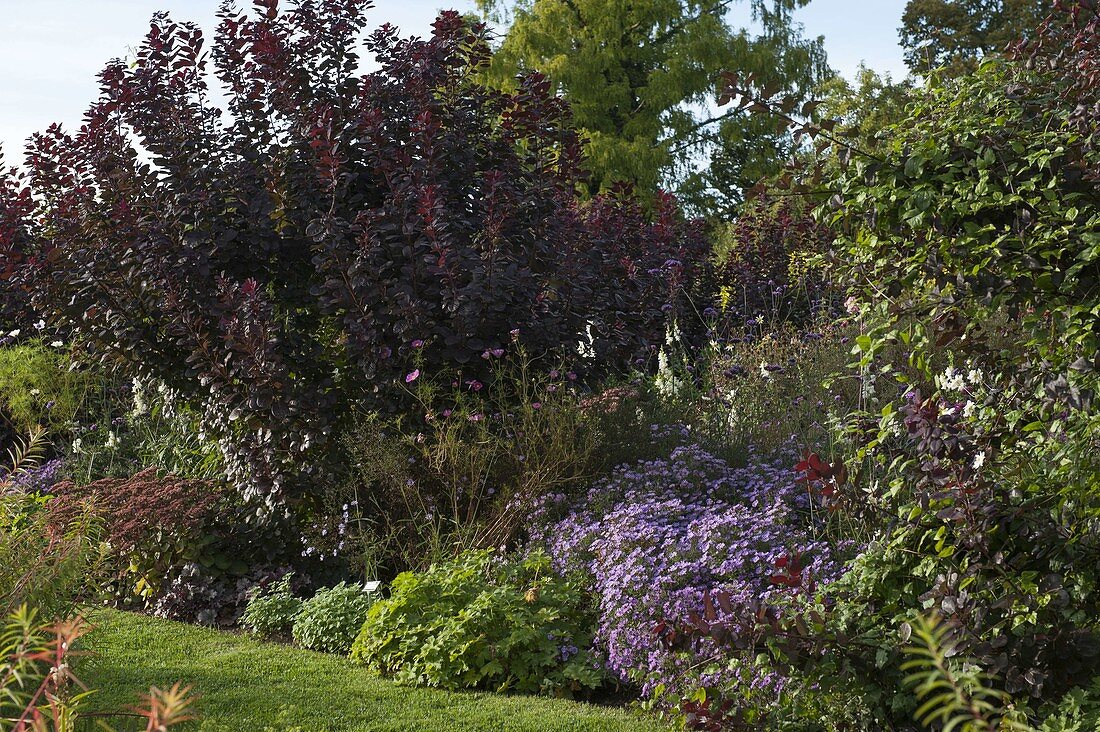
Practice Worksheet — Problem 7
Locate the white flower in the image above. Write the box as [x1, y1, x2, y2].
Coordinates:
[7, 329, 20, 338]
[71, 438, 83, 455]
[106, 431, 120, 449]
[937, 367, 965, 393]
[50, 340, 63, 348]
[962, 400, 976, 418]
[972, 452, 986, 470]
[33, 319, 45, 331]
[29, 388, 41, 397]
[664, 321, 683, 347]
[759, 361, 771, 380]
[967, 368, 983, 385]
[131, 377, 149, 417]
[861, 372, 877, 400]
[577, 320, 596, 359]
[655, 350, 684, 397]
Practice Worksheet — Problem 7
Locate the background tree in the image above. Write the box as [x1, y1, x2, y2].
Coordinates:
[899, 0, 1049, 74]
[814, 65, 913, 153]
[476, 0, 830, 218]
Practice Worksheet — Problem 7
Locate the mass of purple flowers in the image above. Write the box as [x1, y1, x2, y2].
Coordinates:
[529, 436, 844, 698]
[7, 458, 64, 493]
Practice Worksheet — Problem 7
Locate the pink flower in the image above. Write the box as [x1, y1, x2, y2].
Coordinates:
[405, 370, 420, 383]
[411, 339, 425, 348]
[532, 402, 542, 410]
[465, 379, 483, 392]
[468, 413, 484, 422]
[844, 296, 860, 315]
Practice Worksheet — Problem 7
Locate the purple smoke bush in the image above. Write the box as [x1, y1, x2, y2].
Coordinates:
[529, 435, 845, 698]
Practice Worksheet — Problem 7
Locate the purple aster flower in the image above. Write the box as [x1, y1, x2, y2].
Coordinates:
[526, 437, 851, 702]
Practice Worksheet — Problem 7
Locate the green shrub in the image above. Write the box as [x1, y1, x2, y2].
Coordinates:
[66, 377, 224, 485]
[0, 491, 106, 618]
[1040, 678, 1100, 732]
[0, 339, 90, 435]
[292, 582, 376, 655]
[728, 41, 1100, 729]
[350, 549, 605, 696]
[901, 612, 1031, 732]
[241, 574, 303, 639]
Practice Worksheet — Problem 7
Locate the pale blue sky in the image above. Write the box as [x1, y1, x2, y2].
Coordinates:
[0, 0, 909, 157]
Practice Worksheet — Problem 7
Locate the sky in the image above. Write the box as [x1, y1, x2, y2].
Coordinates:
[0, 0, 910, 158]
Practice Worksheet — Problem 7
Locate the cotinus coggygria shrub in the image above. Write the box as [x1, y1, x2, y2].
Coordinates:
[0, 2, 714, 507]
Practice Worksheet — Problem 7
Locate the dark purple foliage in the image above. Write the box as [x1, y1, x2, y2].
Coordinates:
[574, 190, 714, 369]
[151, 562, 292, 627]
[0, 2, 714, 503]
[717, 196, 835, 330]
[0, 154, 35, 332]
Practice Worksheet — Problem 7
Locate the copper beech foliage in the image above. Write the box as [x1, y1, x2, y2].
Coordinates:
[0, 1, 713, 503]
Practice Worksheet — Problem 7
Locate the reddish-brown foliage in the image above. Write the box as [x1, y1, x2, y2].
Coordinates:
[47, 468, 221, 554]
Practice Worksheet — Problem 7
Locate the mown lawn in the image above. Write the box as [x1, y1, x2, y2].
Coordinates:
[76, 610, 670, 732]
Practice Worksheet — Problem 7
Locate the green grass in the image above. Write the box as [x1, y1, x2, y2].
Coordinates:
[76, 609, 670, 732]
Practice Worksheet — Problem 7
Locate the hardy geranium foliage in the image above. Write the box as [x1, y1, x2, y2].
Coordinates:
[0, 1, 713, 503]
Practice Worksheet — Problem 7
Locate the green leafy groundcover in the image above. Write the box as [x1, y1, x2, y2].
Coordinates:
[352, 550, 604, 696]
[76, 609, 668, 732]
